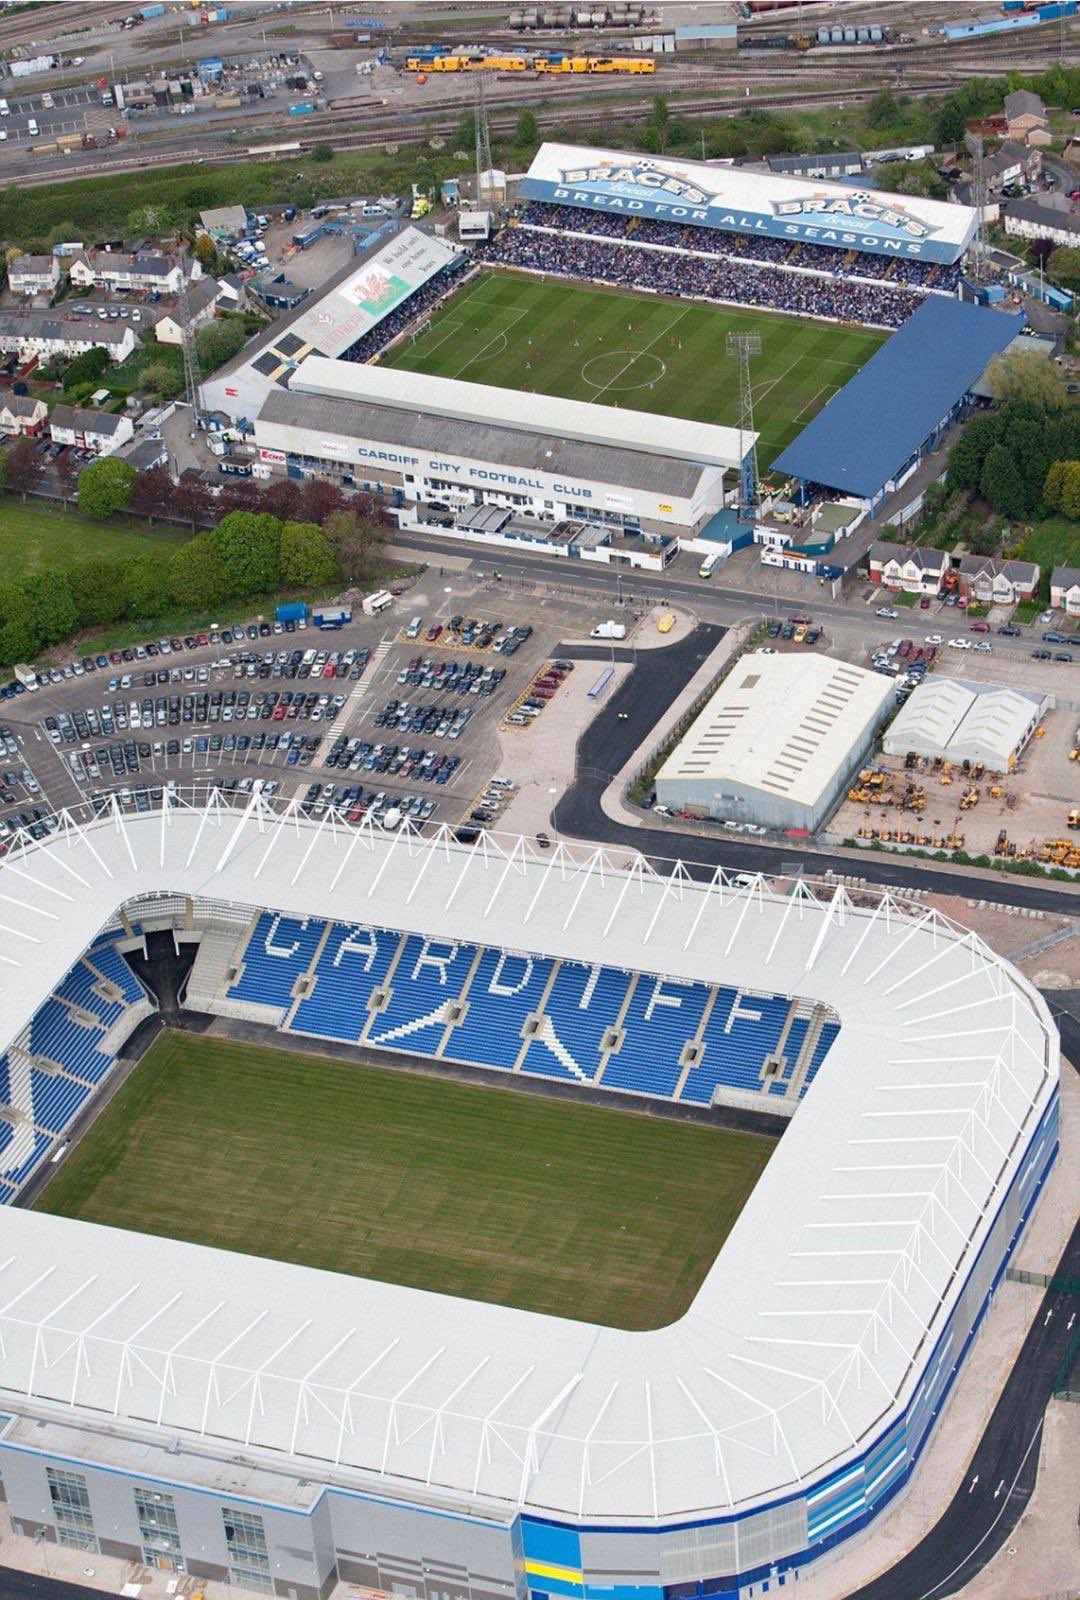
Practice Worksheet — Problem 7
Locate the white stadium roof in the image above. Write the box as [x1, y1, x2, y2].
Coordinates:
[0, 800, 1056, 1525]
[293, 355, 751, 469]
[656, 653, 893, 810]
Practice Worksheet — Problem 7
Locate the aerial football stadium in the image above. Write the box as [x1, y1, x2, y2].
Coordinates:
[0, 798, 1059, 1599]
[204, 144, 1016, 560]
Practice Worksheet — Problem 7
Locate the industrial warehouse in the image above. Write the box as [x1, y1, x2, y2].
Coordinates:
[654, 653, 894, 832]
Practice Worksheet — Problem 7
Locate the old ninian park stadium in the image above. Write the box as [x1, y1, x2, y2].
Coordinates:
[199, 146, 1015, 565]
[0, 799, 1060, 1599]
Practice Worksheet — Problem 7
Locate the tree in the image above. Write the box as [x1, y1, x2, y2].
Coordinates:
[280, 520, 338, 588]
[22, 572, 78, 645]
[982, 349, 1067, 412]
[62, 346, 110, 392]
[1061, 461, 1080, 521]
[168, 534, 229, 611]
[979, 442, 1027, 518]
[193, 231, 217, 270]
[123, 556, 168, 621]
[54, 448, 78, 504]
[1043, 459, 1070, 510]
[515, 108, 539, 147]
[934, 98, 967, 147]
[324, 506, 383, 584]
[216, 476, 261, 515]
[69, 560, 127, 628]
[128, 463, 174, 522]
[867, 89, 898, 130]
[195, 316, 251, 373]
[301, 477, 346, 524]
[947, 413, 1000, 493]
[77, 455, 137, 518]
[140, 359, 184, 403]
[0, 445, 6, 492]
[1029, 236, 1056, 268]
[259, 476, 305, 521]
[210, 510, 282, 597]
[1047, 245, 1080, 291]
[311, 143, 334, 163]
[4, 435, 43, 500]
[875, 160, 947, 200]
[170, 474, 211, 531]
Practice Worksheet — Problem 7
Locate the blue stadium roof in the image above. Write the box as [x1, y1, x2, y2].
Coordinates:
[770, 299, 1023, 498]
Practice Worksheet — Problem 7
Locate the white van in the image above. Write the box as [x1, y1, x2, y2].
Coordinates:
[27, 117, 39, 137]
[699, 551, 721, 579]
[0, 99, 9, 116]
[362, 589, 393, 616]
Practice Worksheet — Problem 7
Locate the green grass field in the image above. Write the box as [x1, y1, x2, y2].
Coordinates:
[381, 270, 886, 465]
[0, 503, 189, 580]
[34, 1031, 774, 1330]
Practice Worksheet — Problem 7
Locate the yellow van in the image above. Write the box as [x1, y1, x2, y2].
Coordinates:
[657, 612, 675, 634]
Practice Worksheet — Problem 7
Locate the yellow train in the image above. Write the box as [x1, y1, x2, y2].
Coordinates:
[406, 53, 654, 73]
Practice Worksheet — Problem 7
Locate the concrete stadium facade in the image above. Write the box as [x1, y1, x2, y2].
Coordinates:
[0, 800, 1059, 1600]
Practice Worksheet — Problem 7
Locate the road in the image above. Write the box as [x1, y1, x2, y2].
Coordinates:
[841, 1004, 1080, 1600]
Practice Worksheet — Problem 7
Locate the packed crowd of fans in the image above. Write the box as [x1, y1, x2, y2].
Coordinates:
[476, 227, 923, 329]
[340, 260, 467, 366]
[516, 202, 961, 293]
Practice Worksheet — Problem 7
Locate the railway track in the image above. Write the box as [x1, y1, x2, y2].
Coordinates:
[13, 75, 978, 188]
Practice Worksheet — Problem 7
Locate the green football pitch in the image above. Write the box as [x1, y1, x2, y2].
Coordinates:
[34, 1031, 775, 1330]
[381, 269, 887, 465]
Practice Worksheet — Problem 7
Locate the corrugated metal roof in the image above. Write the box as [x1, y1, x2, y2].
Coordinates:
[257, 386, 710, 498]
[771, 300, 1024, 497]
[294, 355, 750, 469]
[656, 653, 893, 806]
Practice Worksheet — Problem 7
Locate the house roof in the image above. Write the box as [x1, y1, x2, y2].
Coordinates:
[50, 404, 126, 435]
[1051, 564, 1080, 589]
[867, 540, 949, 573]
[94, 250, 179, 279]
[159, 276, 220, 324]
[0, 394, 45, 418]
[1004, 88, 1046, 121]
[0, 312, 133, 347]
[10, 254, 56, 276]
[771, 300, 1024, 498]
[1005, 199, 1080, 237]
[957, 554, 1038, 584]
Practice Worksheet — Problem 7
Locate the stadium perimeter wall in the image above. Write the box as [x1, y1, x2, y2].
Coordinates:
[0, 897, 1060, 1600]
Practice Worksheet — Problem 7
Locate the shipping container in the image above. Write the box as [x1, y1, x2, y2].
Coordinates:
[56, 133, 82, 149]
[215, 94, 242, 109]
[275, 602, 308, 624]
[140, 2, 166, 16]
[288, 101, 316, 115]
[313, 607, 352, 629]
[32, 142, 59, 155]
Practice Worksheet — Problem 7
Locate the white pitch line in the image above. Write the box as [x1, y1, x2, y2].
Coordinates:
[452, 307, 528, 380]
[590, 307, 690, 404]
[791, 382, 835, 425]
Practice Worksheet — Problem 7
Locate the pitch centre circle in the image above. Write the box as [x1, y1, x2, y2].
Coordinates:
[580, 350, 667, 392]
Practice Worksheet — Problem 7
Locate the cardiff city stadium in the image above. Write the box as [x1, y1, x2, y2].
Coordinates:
[0, 794, 1059, 1599]
[202, 142, 1025, 574]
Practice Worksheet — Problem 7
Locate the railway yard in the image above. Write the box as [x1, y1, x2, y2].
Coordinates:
[1, 0, 1077, 183]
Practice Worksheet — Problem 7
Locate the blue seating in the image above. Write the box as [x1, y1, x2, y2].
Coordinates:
[30, 1070, 90, 1134]
[29, 998, 114, 1084]
[2, 1130, 48, 1188]
[367, 935, 477, 1054]
[228, 913, 327, 1009]
[55, 961, 124, 1028]
[289, 923, 402, 1042]
[444, 948, 554, 1071]
[680, 987, 791, 1105]
[0, 1053, 10, 1108]
[602, 976, 710, 1099]
[521, 962, 631, 1085]
[806, 1022, 840, 1086]
[89, 943, 145, 1007]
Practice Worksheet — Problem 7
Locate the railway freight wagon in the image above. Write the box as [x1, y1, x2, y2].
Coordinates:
[509, 5, 649, 25]
[406, 51, 654, 71]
